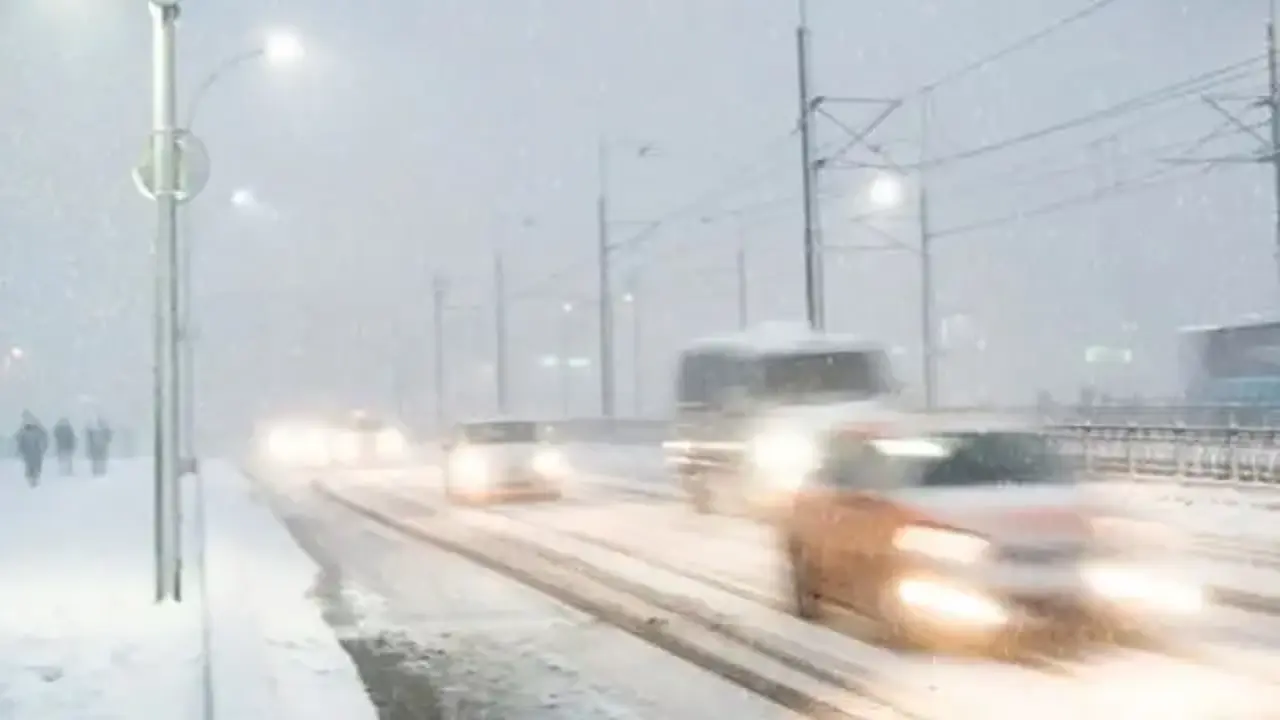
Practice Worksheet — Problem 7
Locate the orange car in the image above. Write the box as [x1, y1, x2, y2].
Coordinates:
[779, 415, 1202, 654]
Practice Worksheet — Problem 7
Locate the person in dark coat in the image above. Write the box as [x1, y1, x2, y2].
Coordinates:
[15, 412, 48, 486]
[53, 418, 76, 475]
[85, 417, 113, 477]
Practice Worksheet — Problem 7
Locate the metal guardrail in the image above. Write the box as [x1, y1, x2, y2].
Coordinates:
[555, 412, 1280, 485]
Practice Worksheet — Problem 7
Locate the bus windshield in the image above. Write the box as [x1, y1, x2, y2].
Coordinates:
[758, 350, 893, 401]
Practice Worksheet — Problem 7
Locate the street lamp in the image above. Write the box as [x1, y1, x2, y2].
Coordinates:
[867, 173, 905, 210]
[187, 30, 305, 127]
[177, 30, 303, 477]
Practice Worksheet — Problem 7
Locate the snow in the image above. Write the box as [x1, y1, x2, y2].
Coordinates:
[0, 458, 375, 720]
[339, 480, 1280, 720]
[683, 322, 880, 355]
[274, 482, 808, 720]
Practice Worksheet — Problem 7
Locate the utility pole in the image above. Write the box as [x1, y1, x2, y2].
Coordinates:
[626, 273, 643, 417]
[432, 275, 447, 430]
[150, 0, 182, 604]
[1267, 8, 1280, 292]
[597, 140, 616, 417]
[797, 3, 824, 330]
[918, 100, 938, 409]
[493, 252, 509, 414]
[736, 234, 749, 330]
[559, 305, 573, 416]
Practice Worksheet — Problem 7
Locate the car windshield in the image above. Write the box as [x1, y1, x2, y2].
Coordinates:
[830, 431, 1071, 487]
[462, 422, 539, 444]
[758, 351, 892, 402]
[885, 432, 1070, 486]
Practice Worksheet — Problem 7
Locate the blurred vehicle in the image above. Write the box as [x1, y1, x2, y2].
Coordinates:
[442, 419, 567, 504]
[255, 411, 412, 470]
[663, 323, 903, 515]
[779, 413, 1203, 655]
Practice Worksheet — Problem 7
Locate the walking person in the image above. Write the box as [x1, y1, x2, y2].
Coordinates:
[53, 418, 76, 475]
[86, 417, 113, 477]
[15, 412, 48, 487]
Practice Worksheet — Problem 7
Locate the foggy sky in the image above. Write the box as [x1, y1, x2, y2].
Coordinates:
[0, 0, 1274, 441]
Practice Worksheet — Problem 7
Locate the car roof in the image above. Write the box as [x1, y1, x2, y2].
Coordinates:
[683, 322, 886, 357]
[457, 416, 545, 427]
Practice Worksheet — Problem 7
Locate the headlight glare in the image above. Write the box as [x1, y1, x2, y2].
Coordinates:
[332, 432, 360, 464]
[1083, 564, 1203, 614]
[376, 428, 407, 458]
[749, 431, 819, 478]
[532, 448, 567, 476]
[450, 448, 488, 487]
[893, 525, 989, 564]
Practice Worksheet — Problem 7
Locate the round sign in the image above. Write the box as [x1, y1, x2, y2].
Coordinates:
[132, 129, 210, 204]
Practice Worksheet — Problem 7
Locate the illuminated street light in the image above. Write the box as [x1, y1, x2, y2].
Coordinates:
[867, 173, 905, 209]
[264, 31, 305, 65]
[562, 302, 574, 313]
[230, 188, 255, 208]
[9, 347, 23, 360]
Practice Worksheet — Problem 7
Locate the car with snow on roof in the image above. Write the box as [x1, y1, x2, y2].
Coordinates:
[780, 411, 1203, 655]
[442, 418, 568, 505]
[664, 323, 905, 516]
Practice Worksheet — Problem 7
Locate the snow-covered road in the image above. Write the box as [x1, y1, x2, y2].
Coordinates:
[283, 453, 1280, 720]
[269, 476, 811, 719]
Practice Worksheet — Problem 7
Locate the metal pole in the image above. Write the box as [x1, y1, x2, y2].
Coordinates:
[179, 205, 195, 470]
[597, 140, 616, 417]
[797, 22, 823, 330]
[494, 252, 509, 414]
[432, 275, 447, 430]
[920, 192, 936, 409]
[628, 274, 642, 417]
[736, 244, 749, 330]
[1267, 15, 1280, 295]
[150, 0, 182, 603]
[918, 101, 937, 409]
[560, 311, 571, 416]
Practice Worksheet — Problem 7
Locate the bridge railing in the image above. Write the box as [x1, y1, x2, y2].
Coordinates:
[546, 406, 1280, 485]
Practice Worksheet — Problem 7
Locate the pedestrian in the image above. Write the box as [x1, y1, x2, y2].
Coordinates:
[86, 417, 113, 477]
[15, 411, 48, 486]
[53, 417, 76, 475]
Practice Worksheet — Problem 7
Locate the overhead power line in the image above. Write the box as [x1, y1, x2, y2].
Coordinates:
[845, 56, 1268, 173]
[915, 0, 1128, 96]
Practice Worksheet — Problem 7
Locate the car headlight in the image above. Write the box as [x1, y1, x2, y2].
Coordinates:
[531, 448, 567, 476]
[896, 576, 1008, 627]
[332, 432, 360, 464]
[893, 525, 989, 564]
[376, 429, 407, 458]
[748, 431, 819, 483]
[266, 428, 330, 465]
[449, 448, 488, 487]
[1083, 564, 1203, 614]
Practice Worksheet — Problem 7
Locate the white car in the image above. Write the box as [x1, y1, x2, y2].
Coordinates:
[443, 420, 568, 504]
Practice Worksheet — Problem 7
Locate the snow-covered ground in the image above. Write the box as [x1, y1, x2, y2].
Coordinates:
[0, 458, 374, 720]
[268, 477, 808, 720]
[317, 471, 1280, 720]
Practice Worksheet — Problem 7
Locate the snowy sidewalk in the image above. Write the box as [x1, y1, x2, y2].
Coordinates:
[0, 458, 374, 720]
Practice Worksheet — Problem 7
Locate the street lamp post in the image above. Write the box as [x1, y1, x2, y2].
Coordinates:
[176, 31, 303, 473]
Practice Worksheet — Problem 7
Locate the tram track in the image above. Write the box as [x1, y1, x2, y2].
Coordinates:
[314, 480, 919, 720]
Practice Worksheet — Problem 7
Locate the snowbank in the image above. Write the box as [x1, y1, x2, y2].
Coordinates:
[0, 459, 375, 720]
[200, 460, 376, 720]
